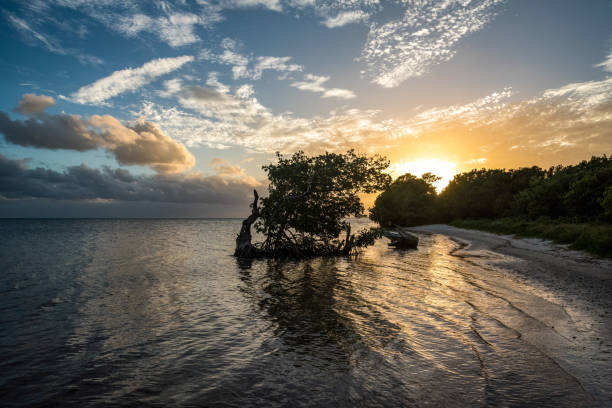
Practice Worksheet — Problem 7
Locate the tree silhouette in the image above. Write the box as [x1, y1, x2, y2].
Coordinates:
[235, 150, 391, 258]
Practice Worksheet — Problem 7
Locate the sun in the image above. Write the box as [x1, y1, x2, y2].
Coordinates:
[389, 159, 458, 192]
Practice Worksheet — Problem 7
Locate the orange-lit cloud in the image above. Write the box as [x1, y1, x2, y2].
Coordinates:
[136, 69, 612, 174]
[1, 96, 196, 174]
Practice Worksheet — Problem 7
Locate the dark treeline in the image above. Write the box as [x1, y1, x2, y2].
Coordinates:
[370, 155, 612, 257]
[369, 173, 439, 227]
[436, 166, 545, 222]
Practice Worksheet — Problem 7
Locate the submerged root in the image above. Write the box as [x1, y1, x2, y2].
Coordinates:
[234, 190, 382, 259]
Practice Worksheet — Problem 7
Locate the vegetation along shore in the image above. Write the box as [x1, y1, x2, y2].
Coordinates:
[370, 155, 612, 258]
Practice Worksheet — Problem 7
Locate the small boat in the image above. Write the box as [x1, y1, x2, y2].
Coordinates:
[383, 227, 419, 249]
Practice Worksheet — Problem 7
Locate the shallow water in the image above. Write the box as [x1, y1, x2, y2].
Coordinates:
[0, 219, 602, 406]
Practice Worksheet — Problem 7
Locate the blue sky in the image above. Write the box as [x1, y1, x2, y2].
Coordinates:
[1, 0, 611, 217]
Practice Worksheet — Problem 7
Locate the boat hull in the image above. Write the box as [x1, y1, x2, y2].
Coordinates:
[383, 229, 418, 249]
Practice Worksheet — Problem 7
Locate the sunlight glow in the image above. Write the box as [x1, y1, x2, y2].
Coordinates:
[389, 159, 457, 192]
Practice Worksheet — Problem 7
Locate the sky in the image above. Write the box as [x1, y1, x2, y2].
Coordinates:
[0, 0, 611, 217]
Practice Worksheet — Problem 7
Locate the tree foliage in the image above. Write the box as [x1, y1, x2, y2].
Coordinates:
[437, 166, 545, 221]
[369, 173, 439, 227]
[510, 156, 612, 220]
[235, 150, 391, 258]
[602, 186, 612, 221]
[369, 155, 612, 227]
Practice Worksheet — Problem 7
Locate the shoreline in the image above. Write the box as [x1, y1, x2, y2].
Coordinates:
[412, 224, 612, 281]
[411, 224, 612, 405]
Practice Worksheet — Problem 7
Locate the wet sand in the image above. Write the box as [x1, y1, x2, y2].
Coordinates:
[412, 224, 612, 406]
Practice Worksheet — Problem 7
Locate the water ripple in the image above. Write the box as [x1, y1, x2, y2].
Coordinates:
[0, 219, 605, 407]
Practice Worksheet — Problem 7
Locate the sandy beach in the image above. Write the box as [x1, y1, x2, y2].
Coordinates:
[412, 224, 612, 405]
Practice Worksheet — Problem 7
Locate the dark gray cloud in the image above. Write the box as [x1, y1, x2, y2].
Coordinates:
[0, 111, 98, 151]
[0, 103, 196, 173]
[13, 94, 55, 116]
[182, 86, 229, 102]
[0, 154, 259, 205]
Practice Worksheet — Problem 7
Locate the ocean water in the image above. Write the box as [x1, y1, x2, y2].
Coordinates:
[0, 219, 600, 407]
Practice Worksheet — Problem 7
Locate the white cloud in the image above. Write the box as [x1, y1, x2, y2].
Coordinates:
[286, 0, 315, 6]
[291, 74, 356, 99]
[135, 71, 612, 173]
[595, 49, 612, 73]
[323, 88, 356, 99]
[218, 38, 248, 63]
[71, 56, 194, 105]
[231, 65, 250, 80]
[135, 99, 391, 154]
[9, 0, 376, 53]
[161, 76, 269, 123]
[403, 77, 612, 166]
[310, 0, 380, 29]
[361, 0, 505, 88]
[206, 72, 231, 93]
[413, 87, 515, 125]
[11, 0, 609, 172]
[34, 1, 222, 48]
[219, 49, 249, 67]
[117, 12, 219, 47]
[158, 78, 184, 98]
[133, 75, 391, 154]
[6, 13, 65, 54]
[236, 84, 255, 99]
[542, 77, 612, 106]
[323, 10, 369, 28]
[117, 13, 152, 36]
[218, 0, 283, 11]
[158, 13, 202, 47]
[253, 56, 303, 79]
[202, 39, 302, 80]
[291, 74, 330, 92]
[6, 11, 103, 65]
[201, 38, 251, 79]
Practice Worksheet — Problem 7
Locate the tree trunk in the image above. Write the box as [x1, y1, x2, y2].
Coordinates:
[234, 190, 261, 258]
[342, 224, 353, 254]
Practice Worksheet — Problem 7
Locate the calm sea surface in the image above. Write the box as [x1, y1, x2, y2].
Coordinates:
[0, 219, 601, 407]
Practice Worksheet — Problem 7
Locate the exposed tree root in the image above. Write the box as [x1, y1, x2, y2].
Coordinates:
[234, 190, 377, 259]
